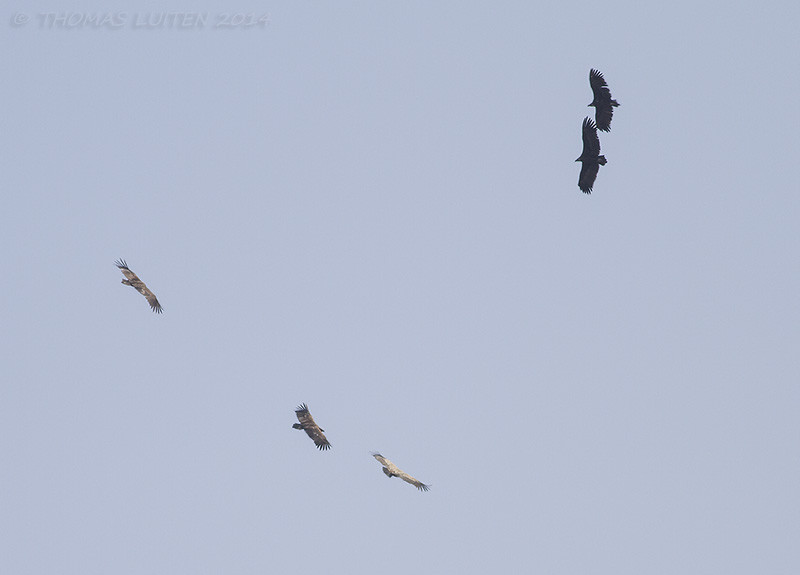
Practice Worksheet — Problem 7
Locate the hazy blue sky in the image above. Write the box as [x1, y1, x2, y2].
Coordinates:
[2, 1, 799, 574]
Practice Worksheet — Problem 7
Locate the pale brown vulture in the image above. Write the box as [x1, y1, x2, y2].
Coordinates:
[588, 69, 619, 132]
[371, 452, 430, 492]
[115, 259, 163, 313]
[293, 404, 331, 451]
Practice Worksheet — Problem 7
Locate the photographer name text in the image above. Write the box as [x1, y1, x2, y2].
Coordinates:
[12, 12, 271, 30]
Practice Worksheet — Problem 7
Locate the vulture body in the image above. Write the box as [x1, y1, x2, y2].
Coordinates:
[588, 69, 619, 132]
[575, 117, 606, 194]
[293, 404, 331, 451]
[115, 259, 163, 313]
[371, 452, 430, 492]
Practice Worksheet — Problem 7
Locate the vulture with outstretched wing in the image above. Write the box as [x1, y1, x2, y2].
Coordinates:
[115, 259, 163, 313]
[371, 452, 430, 492]
[293, 404, 331, 451]
[575, 117, 607, 194]
[588, 68, 619, 132]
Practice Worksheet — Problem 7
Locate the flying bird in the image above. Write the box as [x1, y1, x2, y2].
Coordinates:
[371, 452, 430, 492]
[293, 404, 331, 451]
[115, 259, 163, 313]
[575, 117, 607, 194]
[588, 68, 619, 132]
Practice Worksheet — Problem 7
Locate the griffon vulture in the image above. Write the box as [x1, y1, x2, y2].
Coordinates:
[371, 452, 430, 492]
[115, 259, 163, 313]
[576, 117, 607, 194]
[293, 404, 331, 451]
[588, 68, 619, 132]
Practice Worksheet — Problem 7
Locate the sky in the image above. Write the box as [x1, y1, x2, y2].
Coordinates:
[2, 1, 799, 574]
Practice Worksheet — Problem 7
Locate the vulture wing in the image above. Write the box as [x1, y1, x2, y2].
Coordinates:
[578, 162, 600, 195]
[372, 452, 395, 471]
[396, 470, 431, 492]
[582, 116, 602, 157]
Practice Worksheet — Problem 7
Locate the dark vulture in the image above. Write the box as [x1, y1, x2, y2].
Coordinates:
[371, 452, 430, 492]
[588, 68, 619, 132]
[575, 117, 607, 194]
[115, 259, 163, 313]
[292, 404, 331, 451]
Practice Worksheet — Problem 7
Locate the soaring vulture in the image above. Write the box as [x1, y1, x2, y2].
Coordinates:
[575, 117, 607, 194]
[588, 69, 619, 132]
[371, 452, 430, 492]
[292, 404, 331, 451]
[115, 259, 163, 313]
